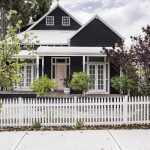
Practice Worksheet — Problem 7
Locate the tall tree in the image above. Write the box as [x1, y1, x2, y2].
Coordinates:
[130, 25, 150, 95]
[103, 43, 138, 95]
[103, 25, 150, 95]
[0, 0, 52, 40]
[0, 10, 39, 88]
[0, 1, 11, 40]
[103, 43, 138, 81]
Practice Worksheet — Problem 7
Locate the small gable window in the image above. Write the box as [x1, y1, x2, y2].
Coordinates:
[46, 16, 54, 26]
[62, 16, 70, 26]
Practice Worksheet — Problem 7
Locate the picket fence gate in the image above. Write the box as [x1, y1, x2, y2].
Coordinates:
[0, 96, 150, 127]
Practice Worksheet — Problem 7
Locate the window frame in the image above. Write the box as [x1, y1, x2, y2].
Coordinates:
[14, 62, 37, 90]
[46, 16, 54, 26]
[62, 16, 70, 26]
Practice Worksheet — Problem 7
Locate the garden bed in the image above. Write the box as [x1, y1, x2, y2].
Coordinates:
[0, 124, 150, 132]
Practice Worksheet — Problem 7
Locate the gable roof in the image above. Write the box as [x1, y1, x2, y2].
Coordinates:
[70, 14, 124, 40]
[27, 4, 82, 31]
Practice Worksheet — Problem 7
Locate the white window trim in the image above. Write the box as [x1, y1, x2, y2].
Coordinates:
[51, 57, 70, 81]
[87, 63, 106, 93]
[86, 56, 110, 94]
[46, 16, 54, 26]
[14, 63, 37, 91]
[62, 16, 70, 26]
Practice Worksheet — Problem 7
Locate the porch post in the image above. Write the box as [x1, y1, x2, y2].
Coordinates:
[36, 55, 39, 78]
[83, 56, 85, 72]
[42, 56, 44, 76]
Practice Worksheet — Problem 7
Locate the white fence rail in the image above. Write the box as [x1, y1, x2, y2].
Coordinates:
[0, 96, 150, 127]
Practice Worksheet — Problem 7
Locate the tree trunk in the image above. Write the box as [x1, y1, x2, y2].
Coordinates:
[0, 7, 7, 40]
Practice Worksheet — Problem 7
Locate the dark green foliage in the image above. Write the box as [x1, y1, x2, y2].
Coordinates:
[0, 0, 52, 38]
[63, 78, 70, 88]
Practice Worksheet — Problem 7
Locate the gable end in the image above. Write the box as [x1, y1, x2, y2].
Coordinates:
[70, 16, 124, 47]
[28, 5, 81, 31]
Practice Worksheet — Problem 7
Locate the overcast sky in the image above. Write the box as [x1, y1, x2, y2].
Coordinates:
[53, 0, 150, 47]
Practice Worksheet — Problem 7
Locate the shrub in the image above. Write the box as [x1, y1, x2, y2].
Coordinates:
[70, 72, 91, 93]
[30, 75, 56, 97]
[111, 74, 136, 95]
[75, 121, 84, 130]
[32, 122, 41, 129]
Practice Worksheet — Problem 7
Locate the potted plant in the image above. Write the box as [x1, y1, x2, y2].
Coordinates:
[63, 78, 70, 94]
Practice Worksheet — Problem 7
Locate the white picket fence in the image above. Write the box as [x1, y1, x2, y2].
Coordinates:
[0, 96, 150, 127]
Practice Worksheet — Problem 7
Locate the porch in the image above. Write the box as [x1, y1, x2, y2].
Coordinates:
[12, 47, 118, 94]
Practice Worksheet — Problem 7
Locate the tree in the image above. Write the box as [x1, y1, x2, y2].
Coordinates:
[103, 43, 138, 81]
[130, 25, 150, 95]
[103, 25, 150, 95]
[0, 1, 11, 40]
[103, 43, 138, 95]
[0, 0, 52, 40]
[0, 10, 39, 88]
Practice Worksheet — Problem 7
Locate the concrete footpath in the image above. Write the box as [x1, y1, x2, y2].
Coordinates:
[0, 130, 150, 150]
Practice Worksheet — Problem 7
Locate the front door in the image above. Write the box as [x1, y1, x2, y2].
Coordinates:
[56, 64, 67, 91]
[88, 64, 106, 93]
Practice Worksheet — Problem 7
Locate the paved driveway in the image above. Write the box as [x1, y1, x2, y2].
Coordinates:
[0, 130, 150, 150]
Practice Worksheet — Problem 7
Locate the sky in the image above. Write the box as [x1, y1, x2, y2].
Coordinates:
[52, 0, 150, 47]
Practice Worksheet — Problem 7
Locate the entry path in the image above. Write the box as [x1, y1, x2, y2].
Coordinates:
[0, 130, 150, 150]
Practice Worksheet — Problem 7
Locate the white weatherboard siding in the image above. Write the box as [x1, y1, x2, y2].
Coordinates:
[17, 30, 76, 45]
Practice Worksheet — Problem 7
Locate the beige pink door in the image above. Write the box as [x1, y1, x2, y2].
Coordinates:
[56, 64, 67, 91]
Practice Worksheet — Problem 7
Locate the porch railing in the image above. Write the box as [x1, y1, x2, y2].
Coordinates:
[0, 96, 150, 127]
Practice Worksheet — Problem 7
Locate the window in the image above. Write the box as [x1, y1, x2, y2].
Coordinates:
[14, 63, 37, 90]
[62, 16, 70, 26]
[89, 57, 104, 62]
[46, 16, 54, 26]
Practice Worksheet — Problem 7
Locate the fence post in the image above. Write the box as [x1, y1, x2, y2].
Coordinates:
[74, 96, 77, 126]
[18, 97, 23, 127]
[123, 95, 128, 124]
